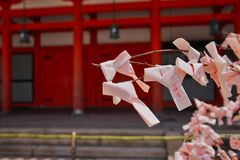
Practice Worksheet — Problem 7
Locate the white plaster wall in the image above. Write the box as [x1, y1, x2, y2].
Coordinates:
[12, 34, 34, 48]
[98, 11, 149, 19]
[11, 0, 73, 9]
[161, 8, 212, 16]
[41, 31, 90, 46]
[98, 28, 150, 44]
[11, 0, 149, 9]
[0, 34, 34, 48]
[41, 32, 73, 46]
[162, 25, 212, 42]
[0, 31, 91, 48]
[41, 15, 73, 23]
[83, 0, 149, 5]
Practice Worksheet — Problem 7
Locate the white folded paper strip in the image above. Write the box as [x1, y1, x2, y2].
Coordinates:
[224, 61, 240, 85]
[144, 65, 192, 111]
[100, 50, 150, 92]
[221, 32, 237, 48]
[102, 81, 160, 127]
[176, 57, 208, 86]
[226, 37, 240, 59]
[100, 50, 150, 105]
[173, 38, 200, 62]
[193, 99, 216, 125]
[205, 42, 232, 98]
[200, 52, 222, 88]
[205, 42, 226, 63]
[174, 151, 184, 160]
[226, 71, 240, 85]
[214, 61, 232, 98]
[222, 55, 233, 65]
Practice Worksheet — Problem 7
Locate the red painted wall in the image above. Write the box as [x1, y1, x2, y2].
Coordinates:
[39, 47, 73, 107]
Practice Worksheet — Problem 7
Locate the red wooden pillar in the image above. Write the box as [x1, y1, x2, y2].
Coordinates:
[1, 4, 12, 113]
[73, 0, 84, 114]
[150, 0, 163, 112]
[235, 0, 240, 33]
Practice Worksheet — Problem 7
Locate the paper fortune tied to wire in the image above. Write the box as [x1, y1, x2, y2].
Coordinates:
[103, 81, 160, 127]
[100, 50, 150, 105]
[173, 38, 200, 62]
[144, 65, 192, 111]
[94, 50, 159, 127]
[92, 45, 195, 126]
[92, 36, 240, 128]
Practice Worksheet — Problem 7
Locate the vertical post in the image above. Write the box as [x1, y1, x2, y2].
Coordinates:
[150, 0, 163, 111]
[73, 0, 84, 114]
[1, 4, 12, 113]
[235, 0, 240, 33]
[34, 31, 41, 106]
[71, 131, 77, 160]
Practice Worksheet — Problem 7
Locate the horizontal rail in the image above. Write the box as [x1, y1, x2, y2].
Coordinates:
[0, 133, 238, 141]
[0, 12, 233, 32]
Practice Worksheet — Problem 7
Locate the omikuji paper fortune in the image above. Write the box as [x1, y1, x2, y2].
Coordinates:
[144, 65, 192, 111]
[102, 81, 160, 127]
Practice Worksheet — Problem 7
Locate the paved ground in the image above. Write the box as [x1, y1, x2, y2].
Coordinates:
[0, 107, 192, 131]
[0, 107, 238, 134]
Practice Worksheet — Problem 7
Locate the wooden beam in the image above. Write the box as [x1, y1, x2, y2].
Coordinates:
[9, 7, 73, 17]
[4, 12, 233, 32]
[83, 17, 150, 29]
[11, 22, 74, 31]
[1, 4, 12, 113]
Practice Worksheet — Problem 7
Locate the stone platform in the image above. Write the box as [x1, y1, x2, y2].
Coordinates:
[0, 107, 239, 159]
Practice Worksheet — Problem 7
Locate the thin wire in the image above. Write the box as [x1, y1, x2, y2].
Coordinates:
[131, 49, 187, 59]
[92, 49, 187, 67]
[92, 61, 154, 67]
[92, 63, 101, 67]
[130, 61, 155, 67]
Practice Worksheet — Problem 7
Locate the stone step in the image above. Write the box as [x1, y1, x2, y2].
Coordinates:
[75, 146, 166, 159]
[0, 145, 166, 159]
[0, 129, 169, 159]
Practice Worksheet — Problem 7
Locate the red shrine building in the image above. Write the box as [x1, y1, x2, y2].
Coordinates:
[0, 0, 239, 113]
